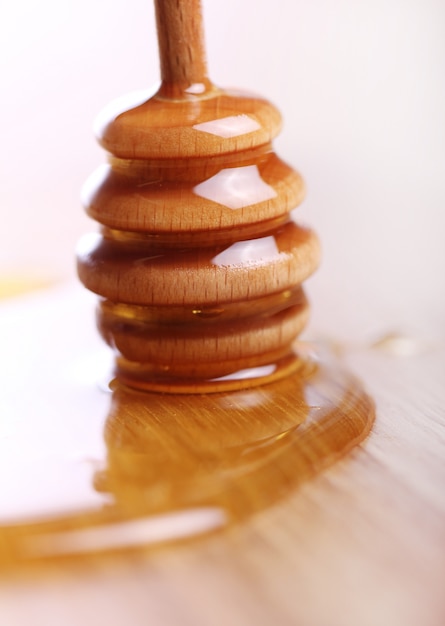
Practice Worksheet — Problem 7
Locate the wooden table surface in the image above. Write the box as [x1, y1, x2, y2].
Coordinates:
[0, 281, 443, 626]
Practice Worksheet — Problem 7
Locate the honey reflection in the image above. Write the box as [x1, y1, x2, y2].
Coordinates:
[192, 114, 261, 138]
[211, 235, 279, 267]
[194, 165, 277, 210]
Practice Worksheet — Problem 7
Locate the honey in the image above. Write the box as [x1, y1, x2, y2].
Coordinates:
[0, 342, 373, 566]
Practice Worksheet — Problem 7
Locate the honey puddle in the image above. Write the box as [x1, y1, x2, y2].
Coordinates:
[0, 327, 374, 567]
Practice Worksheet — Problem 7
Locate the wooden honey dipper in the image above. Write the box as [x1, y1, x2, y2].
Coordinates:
[77, 0, 320, 393]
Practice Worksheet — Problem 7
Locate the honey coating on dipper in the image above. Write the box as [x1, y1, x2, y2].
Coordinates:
[77, 76, 320, 392]
[73, 0, 324, 393]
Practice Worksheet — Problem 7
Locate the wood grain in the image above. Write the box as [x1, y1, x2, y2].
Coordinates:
[154, 0, 211, 97]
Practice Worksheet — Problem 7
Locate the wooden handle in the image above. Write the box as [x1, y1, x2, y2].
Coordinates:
[154, 0, 211, 97]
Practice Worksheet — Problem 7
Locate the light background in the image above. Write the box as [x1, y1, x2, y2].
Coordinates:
[1, 0, 444, 341]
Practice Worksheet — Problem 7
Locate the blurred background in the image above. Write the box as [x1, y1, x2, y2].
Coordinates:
[1, 0, 444, 342]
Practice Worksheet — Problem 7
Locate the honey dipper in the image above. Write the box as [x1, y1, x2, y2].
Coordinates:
[77, 0, 321, 393]
[0, 2, 376, 567]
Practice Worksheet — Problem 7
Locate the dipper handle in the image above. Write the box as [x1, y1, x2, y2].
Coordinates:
[154, 0, 213, 98]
